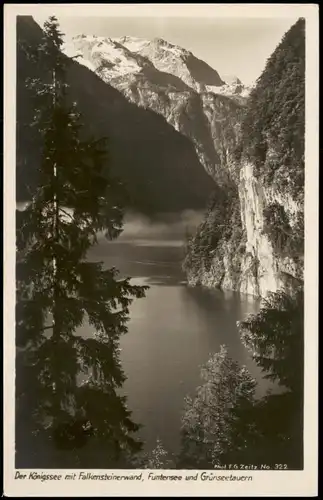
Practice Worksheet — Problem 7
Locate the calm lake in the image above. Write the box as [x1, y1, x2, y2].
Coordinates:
[80, 212, 268, 455]
[16, 206, 269, 457]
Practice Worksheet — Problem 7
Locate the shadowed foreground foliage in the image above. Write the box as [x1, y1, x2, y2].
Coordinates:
[16, 16, 147, 468]
[144, 285, 303, 470]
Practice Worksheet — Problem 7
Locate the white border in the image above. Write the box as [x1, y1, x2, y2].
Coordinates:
[3, 4, 319, 497]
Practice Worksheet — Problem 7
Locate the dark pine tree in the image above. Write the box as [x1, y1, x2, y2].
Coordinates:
[238, 283, 304, 469]
[177, 346, 258, 469]
[16, 16, 148, 468]
[175, 281, 304, 470]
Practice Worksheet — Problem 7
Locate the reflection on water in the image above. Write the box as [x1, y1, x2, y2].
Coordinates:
[85, 229, 269, 454]
[17, 204, 269, 454]
[17, 206, 273, 458]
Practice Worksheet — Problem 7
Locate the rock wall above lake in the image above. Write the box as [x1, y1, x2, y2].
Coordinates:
[184, 19, 305, 297]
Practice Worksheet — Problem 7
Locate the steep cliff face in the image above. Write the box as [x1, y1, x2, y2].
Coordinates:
[63, 35, 249, 180]
[238, 162, 302, 296]
[184, 19, 305, 297]
[19, 17, 304, 297]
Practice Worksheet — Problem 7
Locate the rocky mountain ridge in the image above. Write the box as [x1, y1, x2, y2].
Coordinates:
[63, 34, 251, 180]
[64, 35, 230, 91]
[16, 16, 214, 214]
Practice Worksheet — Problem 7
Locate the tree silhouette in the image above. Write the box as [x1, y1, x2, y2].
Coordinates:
[16, 16, 148, 468]
[177, 283, 304, 470]
[239, 286, 303, 394]
[238, 284, 304, 469]
[239, 18, 305, 197]
[178, 346, 257, 469]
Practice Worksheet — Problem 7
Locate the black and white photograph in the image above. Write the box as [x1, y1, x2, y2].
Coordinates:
[3, 3, 318, 497]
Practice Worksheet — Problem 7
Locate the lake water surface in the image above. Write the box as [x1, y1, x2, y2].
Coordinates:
[80, 214, 269, 455]
[16, 205, 269, 456]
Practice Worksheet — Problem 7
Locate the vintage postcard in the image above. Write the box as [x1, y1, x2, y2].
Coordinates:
[3, 3, 318, 497]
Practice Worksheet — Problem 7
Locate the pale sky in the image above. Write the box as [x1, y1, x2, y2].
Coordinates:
[33, 15, 299, 85]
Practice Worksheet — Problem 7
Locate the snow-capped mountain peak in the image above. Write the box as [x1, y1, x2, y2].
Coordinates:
[62, 33, 251, 178]
[64, 34, 229, 92]
[64, 35, 154, 78]
[222, 74, 242, 85]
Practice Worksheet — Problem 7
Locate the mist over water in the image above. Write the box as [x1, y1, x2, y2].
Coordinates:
[17, 206, 270, 454]
[86, 211, 270, 454]
[16, 204, 204, 245]
[117, 209, 204, 243]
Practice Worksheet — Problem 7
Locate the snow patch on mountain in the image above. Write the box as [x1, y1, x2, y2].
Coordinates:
[222, 74, 242, 85]
[113, 36, 151, 53]
[64, 35, 230, 93]
[62, 34, 250, 179]
[62, 35, 252, 100]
